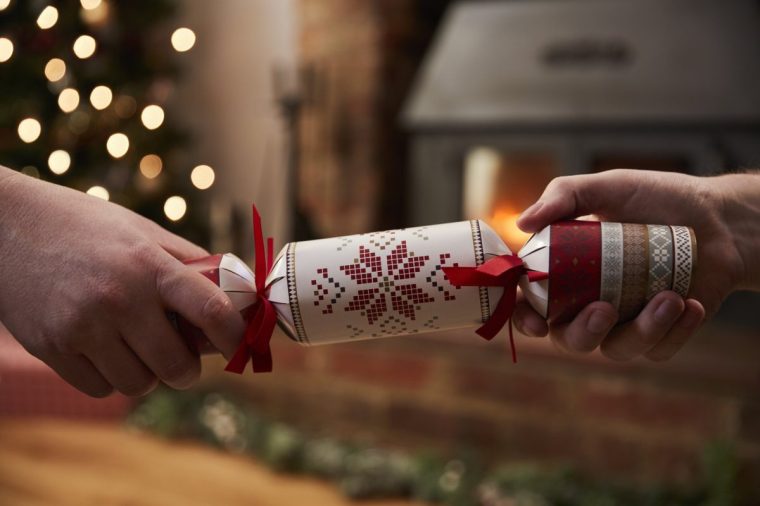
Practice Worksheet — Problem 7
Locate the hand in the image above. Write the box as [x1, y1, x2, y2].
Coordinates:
[512, 169, 755, 362]
[0, 168, 246, 397]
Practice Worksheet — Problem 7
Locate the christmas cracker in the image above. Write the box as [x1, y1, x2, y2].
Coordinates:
[179, 218, 696, 370]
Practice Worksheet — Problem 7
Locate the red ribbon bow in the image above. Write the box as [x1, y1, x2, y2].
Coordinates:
[443, 254, 548, 363]
[225, 206, 277, 374]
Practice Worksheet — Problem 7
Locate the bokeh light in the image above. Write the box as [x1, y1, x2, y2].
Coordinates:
[0, 38, 14, 63]
[191, 164, 215, 190]
[81, 0, 108, 24]
[140, 105, 165, 130]
[68, 111, 90, 135]
[139, 154, 162, 179]
[73, 35, 97, 59]
[89, 85, 112, 110]
[58, 88, 80, 113]
[21, 166, 39, 178]
[114, 95, 136, 118]
[86, 185, 109, 200]
[171, 28, 196, 52]
[48, 150, 71, 175]
[80, 0, 101, 9]
[106, 132, 129, 158]
[44, 58, 66, 81]
[17, 118, 41, 143]
[164, 196, 187, 221]
[37, 6, 59, 29]
[0, 0, 11, 12]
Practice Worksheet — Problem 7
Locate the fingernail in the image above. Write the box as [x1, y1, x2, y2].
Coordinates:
[586, 310, 615, 334]
[519, 201, 543, 221]
[654, 299, 682, 325]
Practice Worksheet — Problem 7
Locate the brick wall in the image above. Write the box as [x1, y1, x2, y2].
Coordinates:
[297, 0, 383, 236]
[297, 0, 445, 236]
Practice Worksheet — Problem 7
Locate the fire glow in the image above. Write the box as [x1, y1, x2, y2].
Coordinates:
[488, 208, 532, 251]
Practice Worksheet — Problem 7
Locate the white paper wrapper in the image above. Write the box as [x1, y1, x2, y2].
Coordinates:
[266, 220, 510, 345]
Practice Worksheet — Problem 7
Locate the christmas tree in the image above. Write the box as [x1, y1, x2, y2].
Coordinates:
[0, 0, 213, 243]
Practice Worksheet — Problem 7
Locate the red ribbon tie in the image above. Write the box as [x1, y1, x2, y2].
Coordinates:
[443, 254, 548, 363]
[225, 205, 278, 374]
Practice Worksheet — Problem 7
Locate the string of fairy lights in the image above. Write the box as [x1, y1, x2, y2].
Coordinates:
[0, 0, 215, 222]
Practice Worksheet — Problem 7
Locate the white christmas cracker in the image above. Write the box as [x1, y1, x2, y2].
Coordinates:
[178, 208, 696, 373]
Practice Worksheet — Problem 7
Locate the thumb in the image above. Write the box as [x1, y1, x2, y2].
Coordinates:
[158, 231, 209, 262]
[516, 170, 643, 232]
[156, 258, 246, 359]
[142, 217, 209, 261]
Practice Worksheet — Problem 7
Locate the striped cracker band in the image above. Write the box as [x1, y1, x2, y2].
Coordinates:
[689, 227, 698, 272]
[646, 225, 674, 300]
[470, 219, 491, 323]
[600, 222, 624, 310]
[670, 225, 693, 297]
[619, 224, 649, 322]
[286, 242, 309, 343]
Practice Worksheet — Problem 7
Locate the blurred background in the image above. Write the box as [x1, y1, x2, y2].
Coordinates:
[1, 0, 759, 504]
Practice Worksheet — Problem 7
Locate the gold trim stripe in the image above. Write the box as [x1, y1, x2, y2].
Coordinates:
[619, 224, 649, 321]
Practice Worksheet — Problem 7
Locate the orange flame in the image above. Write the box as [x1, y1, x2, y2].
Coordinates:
[489, 209, 531, 251]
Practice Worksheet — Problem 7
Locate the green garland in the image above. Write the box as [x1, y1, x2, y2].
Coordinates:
[127, 388, 740, 506]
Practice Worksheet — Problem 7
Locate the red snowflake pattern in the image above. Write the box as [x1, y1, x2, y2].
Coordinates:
[339, 241, 434, 324]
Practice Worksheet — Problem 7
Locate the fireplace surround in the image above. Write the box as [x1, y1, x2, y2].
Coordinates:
[404, 0, 760, 227]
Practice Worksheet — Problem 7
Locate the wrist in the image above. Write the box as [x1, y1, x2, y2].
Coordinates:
[0, 166, 19, 233]
[711, 172, 760, 291]
[0, 165, 17, 190]
[0, 167, 22, 322]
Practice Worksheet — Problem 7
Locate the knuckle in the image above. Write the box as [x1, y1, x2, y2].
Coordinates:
[568, 337, 597, 354]
[600, 341, 630, 362]
[645, 350, 672, 363]
[605, 168, 631, 178]
[160, 358, 199, 388]
[23, 335, 53, 359]
[38, 314, 87, 355]
[130, 240, 161, 267]
[547, 176, 571, 193]
[95, 282, 129, 312]
[86, 383, 115, 398]
[638, 327, 664, 347]
[118, 375, 158, 397]
[201, 290, 235, 325]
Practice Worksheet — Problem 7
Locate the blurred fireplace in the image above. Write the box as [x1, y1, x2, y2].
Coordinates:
[403, 0, 760, 324]
[404, 129, 731, 229]
[461, 147, 691, 252]
[404, 1, 760, 227]
[462, 149, 554, 252]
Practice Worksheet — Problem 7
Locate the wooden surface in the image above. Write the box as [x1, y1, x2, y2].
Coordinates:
[0, 419, 428, 506]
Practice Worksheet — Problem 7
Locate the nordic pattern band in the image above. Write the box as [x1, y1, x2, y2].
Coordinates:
[600, 222, 624, 310]
[670, 225, 693, 298]
[646, 225, 674, 300]
[619, 224, 649, 322]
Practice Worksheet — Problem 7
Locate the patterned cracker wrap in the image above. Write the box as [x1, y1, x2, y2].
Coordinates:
[266, 220, 510, 344]
[518, 221, 697, 324]
[179, 220, 510, 352]
[179, 218, 696, 371]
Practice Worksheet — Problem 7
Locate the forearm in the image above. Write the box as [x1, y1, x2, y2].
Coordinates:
[0, 165, 17, 192]
[0, 166, 23, 322]
[713, 172, 760, 291]
[0, 166, 20, 248]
